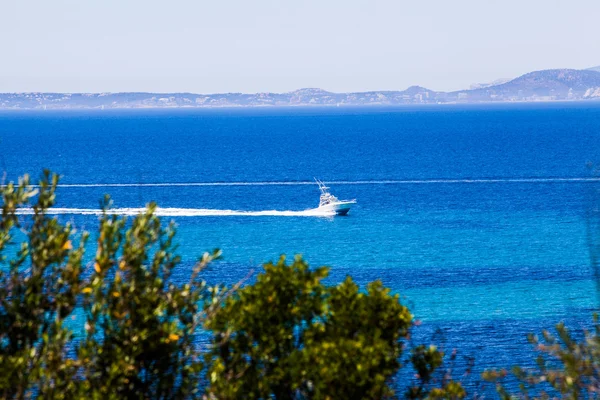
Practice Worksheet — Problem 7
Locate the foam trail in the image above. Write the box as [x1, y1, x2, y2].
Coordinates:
[54, 177, 600, 188]
[15, 207, 336, 218]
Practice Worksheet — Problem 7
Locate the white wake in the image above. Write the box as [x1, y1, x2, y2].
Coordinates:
[15, 207, 336, 218]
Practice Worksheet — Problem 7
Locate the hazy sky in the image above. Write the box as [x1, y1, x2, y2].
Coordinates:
[1, 0, 598, 93]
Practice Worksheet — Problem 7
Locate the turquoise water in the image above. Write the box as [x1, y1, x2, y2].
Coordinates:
[2, 103, 600, 381]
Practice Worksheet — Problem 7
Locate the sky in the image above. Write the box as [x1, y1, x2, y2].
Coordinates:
[0, 0, 598, 94]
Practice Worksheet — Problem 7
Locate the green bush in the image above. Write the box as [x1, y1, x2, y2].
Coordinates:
[205, 256, 415, 399]
[0, 172, 220, 399]
[0, 172, 83, 398]
[76, 198, 219, 398]
[485, 316, 600, 399]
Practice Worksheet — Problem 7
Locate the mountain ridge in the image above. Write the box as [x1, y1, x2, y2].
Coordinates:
[2, 68, 600, 109]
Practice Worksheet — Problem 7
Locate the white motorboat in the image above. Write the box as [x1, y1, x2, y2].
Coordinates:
[315, 179, 356, 216]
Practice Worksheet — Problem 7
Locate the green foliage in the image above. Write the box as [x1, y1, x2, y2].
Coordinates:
[205, 255, 415, 399]
[0, 171, 219, 399]
[77, 197, 220, 399]
[484, 314, 600, 399]
[300, 277, 413, 399]
[407, 345, 467, 399]
[0, 171, 84, 399]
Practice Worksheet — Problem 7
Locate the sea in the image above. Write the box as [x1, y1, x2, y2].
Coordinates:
[2, 103, 600, 393]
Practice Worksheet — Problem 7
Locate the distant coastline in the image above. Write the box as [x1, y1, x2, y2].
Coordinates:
[2, 68, 600, 110]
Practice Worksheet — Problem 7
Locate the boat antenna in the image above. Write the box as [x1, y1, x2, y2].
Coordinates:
[314, 178, 329, 192]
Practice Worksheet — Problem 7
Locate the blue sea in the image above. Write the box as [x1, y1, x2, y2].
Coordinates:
[2, 103, 600, 391]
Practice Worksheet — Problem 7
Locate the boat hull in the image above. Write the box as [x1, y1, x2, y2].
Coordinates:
[335, 206, 351, 216]
[318, 200, 356, 216]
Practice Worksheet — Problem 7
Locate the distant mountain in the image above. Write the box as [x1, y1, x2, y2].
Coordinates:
[0, 87, 443, 108]
[457, 69, 600, 101]
[2, 68, 600, 109]
[588, 66, 600, 73]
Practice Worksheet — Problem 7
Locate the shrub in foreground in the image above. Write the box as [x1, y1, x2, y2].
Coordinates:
[206, 256, 414, 398]
[205, 255, 466, 399]
[0, 172, 220, 399]
[485, 316, 600, 399]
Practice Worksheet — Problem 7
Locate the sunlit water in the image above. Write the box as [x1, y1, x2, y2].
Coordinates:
[2, 103, 600, 391]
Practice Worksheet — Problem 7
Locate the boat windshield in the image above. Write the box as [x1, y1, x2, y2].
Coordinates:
[319, 192, 339, 206]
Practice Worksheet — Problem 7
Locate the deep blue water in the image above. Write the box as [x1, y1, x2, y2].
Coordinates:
[2, 103, 600, 392]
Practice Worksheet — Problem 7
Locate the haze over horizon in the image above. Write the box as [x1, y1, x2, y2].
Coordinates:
[1, 0, 598, 94]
